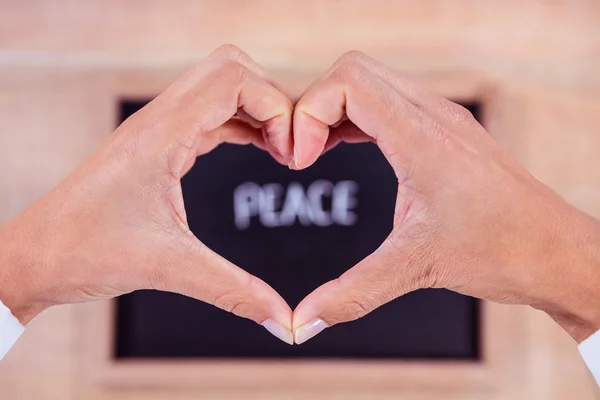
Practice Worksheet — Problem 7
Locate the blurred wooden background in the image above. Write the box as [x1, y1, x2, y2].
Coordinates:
[1, 1, 600, 399]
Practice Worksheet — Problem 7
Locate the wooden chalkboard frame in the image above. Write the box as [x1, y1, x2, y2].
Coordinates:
[76, 69, 526, 394]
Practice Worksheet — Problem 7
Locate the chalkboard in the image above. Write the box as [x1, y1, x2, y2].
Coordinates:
[115, 101, 481, 360]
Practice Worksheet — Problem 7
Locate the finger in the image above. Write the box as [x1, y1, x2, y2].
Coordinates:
[235, 108, 263, 129]
[208, 45, 295, 100]
[320, 121, 373, 156]
[292, 238, 419, 344]
[235, 107, 293, 164]
[172, 45, 293, 103]
[340, 52, 477, 128]
[154, 237, 294, 345]
[180, 119, 267, 177]
[289, 121, 370, 169]
[207, 45, 295, 160]
[170, 119, 268, 228]
[199, 45, 294, 161]
[293, 59, 423, 175]
[214, 119, 268, 152]
[170, 62, 293, 178]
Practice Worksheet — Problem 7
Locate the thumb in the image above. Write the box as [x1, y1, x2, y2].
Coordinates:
[292, 239, 417, 344]
[152, 236, 293, 344]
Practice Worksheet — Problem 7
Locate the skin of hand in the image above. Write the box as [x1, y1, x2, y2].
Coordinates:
[0, 45, 296, 344]
[291, 51, 600, 345]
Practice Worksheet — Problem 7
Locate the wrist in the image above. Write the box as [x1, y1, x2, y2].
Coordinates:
[0, 216, 52, 325]
[535, 207, 600, 343]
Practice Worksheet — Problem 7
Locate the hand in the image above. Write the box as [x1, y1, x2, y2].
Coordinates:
[291, 51, 600, 344]
[0, 45, 296, 344]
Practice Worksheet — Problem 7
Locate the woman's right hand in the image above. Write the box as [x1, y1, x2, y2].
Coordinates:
[291, 51, 600, 345]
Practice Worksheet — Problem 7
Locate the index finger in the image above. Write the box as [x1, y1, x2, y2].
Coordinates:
[127, 46, 294, 176]
[152, 60, 294, 179]
[292, 58, 423, 174]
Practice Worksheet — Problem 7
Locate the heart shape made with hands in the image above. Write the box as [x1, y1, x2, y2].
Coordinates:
[159, 48, 422, 347]
[0, 45, 570, 354]
[117, 46, 491, 349]
[178, 135, 398, 349]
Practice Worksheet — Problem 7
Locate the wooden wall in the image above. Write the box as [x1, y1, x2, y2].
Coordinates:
[1, 1, 599, 399]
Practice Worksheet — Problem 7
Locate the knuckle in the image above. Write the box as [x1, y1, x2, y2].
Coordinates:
[210, 44, 253, 67]
[334, 59, 368, 83]
[212, 44, 244, 59]
[325, 51, 372, 89]
[219, 60, 247, 83]
[444, 101, 475, 123]
[340, 50, 367, 63]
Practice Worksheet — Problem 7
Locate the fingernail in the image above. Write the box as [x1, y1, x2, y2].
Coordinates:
[262, 319, 293, 345]
[294, 319, 328, 344]
[292, 142, 301, 170]
[290, 151, 297, 169]
[288, 158, 295, 170]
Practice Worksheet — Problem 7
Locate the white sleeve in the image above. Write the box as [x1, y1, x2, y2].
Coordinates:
[579, 329, 600, 386]
[0, 299, 24, 360]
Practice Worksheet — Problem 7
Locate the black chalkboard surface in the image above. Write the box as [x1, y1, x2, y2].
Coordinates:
[115, 101, 481, 360]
